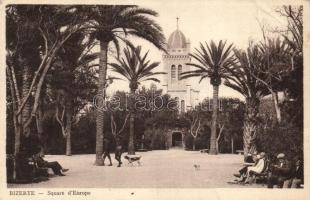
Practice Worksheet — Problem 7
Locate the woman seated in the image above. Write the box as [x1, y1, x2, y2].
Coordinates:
[234, 152, 266, 183]
[243, 152, 266, 183]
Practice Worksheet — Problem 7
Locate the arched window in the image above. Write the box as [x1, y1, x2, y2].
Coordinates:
[171, 65, 176, 80]
[181, 100, 185, 113]
[178, 65, 182, 80]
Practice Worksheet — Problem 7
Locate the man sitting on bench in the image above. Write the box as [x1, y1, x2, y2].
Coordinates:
[33, 152, 69, 176]
[267, 153, 292, 188]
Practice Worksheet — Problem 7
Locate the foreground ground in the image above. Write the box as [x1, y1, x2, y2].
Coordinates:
[8, 149, 264, 188]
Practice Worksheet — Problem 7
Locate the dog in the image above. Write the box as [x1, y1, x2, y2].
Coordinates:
[124, 155, 142, 166]
[193, 164, 200, 171]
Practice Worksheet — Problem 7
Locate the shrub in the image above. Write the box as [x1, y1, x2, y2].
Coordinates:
[72, 113, 96, 154]
[184, 133, 209, 150]
[184, 134, 193, 150]
[257, 99, 303, 158]
[144, 128, 168, 150]
[257, 123, 302, 158]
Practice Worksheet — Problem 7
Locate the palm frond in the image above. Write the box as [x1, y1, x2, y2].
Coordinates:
[92, 5, 166, 53]
[180, 73, 203, 80]
[182, 40, 235, 85]
[224, 80, 246, 96]
[110, 44, 162, 89]
[140, 77, 161, 83]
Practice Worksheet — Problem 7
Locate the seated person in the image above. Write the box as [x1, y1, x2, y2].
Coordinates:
[33, 152, 69, 176]
[234, 152, 260, 181]
[267, 153, 292, 188]
[243, 152, 266, 183]
[244, 151, 258, 163]
[288, 156, 303, 188]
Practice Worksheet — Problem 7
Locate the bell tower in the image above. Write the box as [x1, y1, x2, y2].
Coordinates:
[162, 18, 198, 113]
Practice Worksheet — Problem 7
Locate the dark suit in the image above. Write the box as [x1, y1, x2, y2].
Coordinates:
[115, 145, 123, 167]
[102, 139, 112, 165]
[289, 162, 303, 188]
[267, 158, 292, 188]
[34, 155, 63, 175]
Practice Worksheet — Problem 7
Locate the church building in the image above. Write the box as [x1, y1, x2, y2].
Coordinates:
[162, 19, 199, 113]
[161, 19, 200, 148]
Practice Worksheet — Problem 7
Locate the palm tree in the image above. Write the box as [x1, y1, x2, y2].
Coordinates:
[254, 38, 291, 124]
[88, 5, 165, 165]
[181, 40, 235, 155]
[224, 43, 269, 156]
[110, 45, 165, 155]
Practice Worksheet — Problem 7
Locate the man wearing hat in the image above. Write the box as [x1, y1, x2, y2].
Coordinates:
[267, 153, 293, 188]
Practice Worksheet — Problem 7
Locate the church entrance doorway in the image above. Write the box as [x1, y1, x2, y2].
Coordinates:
[172, 132, 183, 147]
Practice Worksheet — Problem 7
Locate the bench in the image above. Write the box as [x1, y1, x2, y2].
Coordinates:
[136, 148, 148, 152]
[124, 155, 142, 166]
[200, 149, 209, 153]
[236, 150, 244, 155]
[252, 171, 269, 185]
[31, 158, 49, 178]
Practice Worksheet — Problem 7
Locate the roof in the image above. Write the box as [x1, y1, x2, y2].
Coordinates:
[167, 29, 187, 49]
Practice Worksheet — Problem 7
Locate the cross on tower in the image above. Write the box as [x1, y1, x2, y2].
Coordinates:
[176, 17, 179, 29]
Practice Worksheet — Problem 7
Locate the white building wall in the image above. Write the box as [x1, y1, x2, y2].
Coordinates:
[162, 30, 200, 113]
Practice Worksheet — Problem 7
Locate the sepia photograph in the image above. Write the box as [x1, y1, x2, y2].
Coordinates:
[1, 0, 309, 199]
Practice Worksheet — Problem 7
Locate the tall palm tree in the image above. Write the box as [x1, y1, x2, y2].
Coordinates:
[255, 38, 291, 124]
[181, 40, 236, 155]
[110, 45, 165, 155]
[88, 5, 165, 165]
[224, 43, 269, 156]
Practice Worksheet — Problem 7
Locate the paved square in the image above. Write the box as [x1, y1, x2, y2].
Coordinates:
[8, 150, 264, 188]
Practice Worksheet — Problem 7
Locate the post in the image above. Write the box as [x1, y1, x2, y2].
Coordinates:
[231, 137, 234, 154]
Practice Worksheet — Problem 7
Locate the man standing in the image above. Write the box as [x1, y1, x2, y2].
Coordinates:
[102, 138, 113, 166]
[115, 138, 123, 167]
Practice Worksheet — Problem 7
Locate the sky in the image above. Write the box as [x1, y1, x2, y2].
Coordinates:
[104, 0, 289, 101]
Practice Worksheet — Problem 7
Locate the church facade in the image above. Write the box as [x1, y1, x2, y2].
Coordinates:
[161, 21, 200, 148]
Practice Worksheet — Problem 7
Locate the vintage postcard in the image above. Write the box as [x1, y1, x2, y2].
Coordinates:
[0, 0, 309, 199]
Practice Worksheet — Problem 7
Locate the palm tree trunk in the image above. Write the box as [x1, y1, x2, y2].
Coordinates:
[209, 84, 219, 155]
[95, 41, 109, 165]
[128, 89, 136, 155]
[243, 97, 259, 157]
